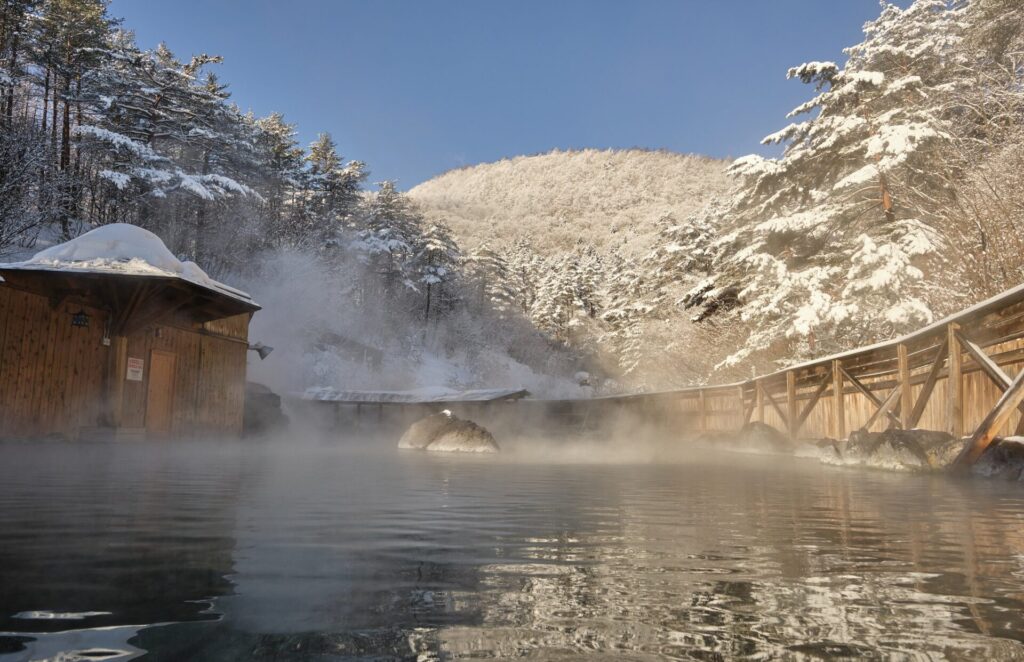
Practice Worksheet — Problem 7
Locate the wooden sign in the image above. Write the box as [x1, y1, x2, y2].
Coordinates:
[126, 357, 144, 382]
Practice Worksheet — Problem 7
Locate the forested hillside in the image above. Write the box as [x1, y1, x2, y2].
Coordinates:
[409, 149, 732, 256]
[407, 0, 1024, 390]
[2, 0, 1023, 395]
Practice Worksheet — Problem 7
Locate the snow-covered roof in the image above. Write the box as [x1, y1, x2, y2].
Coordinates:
[0, 224, 257, 308]
[303, 386, 530, 404]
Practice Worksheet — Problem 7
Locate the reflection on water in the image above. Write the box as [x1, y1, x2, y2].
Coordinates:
[1, 441, 1024, 660]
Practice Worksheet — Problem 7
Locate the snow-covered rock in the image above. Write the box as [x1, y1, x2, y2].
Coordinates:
[398, 410, 499, 454]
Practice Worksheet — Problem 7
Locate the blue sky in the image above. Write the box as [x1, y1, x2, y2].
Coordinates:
[110, 1, 888, 189]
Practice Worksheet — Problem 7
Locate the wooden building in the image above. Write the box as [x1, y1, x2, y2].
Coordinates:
[0, 228, 260, 441]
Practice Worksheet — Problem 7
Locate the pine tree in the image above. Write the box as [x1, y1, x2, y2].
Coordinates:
[505, 238, 543, 314]
[359, 180, 421, 294]
[692, 0, 971, 366]
[464, 244, 515, 315]
[599, 257, 652, 379]
[415, 222, 461, 323]
[255, 112, 304, 243]
[32, 0, 115, 236]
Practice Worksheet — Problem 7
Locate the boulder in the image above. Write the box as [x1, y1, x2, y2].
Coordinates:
[837, 428, 959, 471]
[398, 412, 455, 450]
[244, 382, 290, 437]
[972, 437, 1024, 481]
[398, 411, 500, 453]
[736, 422, 793, 453]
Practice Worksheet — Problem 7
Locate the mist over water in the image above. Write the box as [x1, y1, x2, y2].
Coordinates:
[2, 437, 1024, 660]
[241, 250, 587, 400]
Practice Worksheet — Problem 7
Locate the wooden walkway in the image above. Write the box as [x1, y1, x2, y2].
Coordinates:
[598, 282, 1024, 466]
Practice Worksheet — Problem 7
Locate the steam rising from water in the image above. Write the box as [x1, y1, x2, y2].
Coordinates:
[241, 250, 586, 400]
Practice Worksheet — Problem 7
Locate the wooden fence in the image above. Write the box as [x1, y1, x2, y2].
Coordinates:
[596, 282, 1024, 466]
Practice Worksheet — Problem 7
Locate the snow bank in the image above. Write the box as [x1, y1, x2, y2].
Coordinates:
[6, 223, 254, 303]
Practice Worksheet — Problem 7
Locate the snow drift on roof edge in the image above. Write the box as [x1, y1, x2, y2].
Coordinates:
[1, 223, 255, 304]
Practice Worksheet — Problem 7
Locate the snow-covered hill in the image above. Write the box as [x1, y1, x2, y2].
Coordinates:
[408, 149, 734, 255]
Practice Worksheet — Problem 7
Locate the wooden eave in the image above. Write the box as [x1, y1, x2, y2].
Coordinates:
[0, 267, 260, 336]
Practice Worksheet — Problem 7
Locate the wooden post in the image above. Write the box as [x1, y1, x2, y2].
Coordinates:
[897, 343, 913, 429]
[698, 389, 707, 433]
[956, 367, 1024, 466]
[756, 379, 765, 423]
[786, 370, 798, 439]
[947, 323, 963, 438]
[832, 359, 845, 440]
[737, 385, 746, 427]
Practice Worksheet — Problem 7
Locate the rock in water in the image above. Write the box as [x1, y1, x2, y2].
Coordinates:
[737, 422, 793, 453]
[398, 411, 455, 450]
[398, 410, 500, 453]
[972, 437, 1024, 481]
[244, 382, 290, 437]
[837, 429, 959, 471]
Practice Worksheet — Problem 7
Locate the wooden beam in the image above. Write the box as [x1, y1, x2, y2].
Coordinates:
[839, 365, 902, 428]
[740, 385, 754, 426]
[947, 322, 963, 437]
[861, 384, 903, 433]
[832, 360, 845, 440]
[795, 369, 832, 436]
[897, 343, 913, 429]
[955, 367, 1024, 466]
[758, 380, 788, 428]
[956, 329, 1011, 388]
[907, 340, 948, 429]
[954, 329, 1024, 434]
[786, 370, 798, 438]
[756, 379, 765, 423]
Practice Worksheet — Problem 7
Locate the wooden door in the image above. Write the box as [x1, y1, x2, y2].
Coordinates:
[146, 350, 176, 436]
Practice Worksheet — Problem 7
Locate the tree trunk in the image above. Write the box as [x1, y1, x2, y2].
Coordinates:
[5, 27, 18, 125]
[60, 77, 70, 172]
[41, 66, 49, 132]
[194, 151, 211, 265]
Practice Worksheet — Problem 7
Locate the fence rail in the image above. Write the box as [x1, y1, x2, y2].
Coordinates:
[594, 282, 1024, 466]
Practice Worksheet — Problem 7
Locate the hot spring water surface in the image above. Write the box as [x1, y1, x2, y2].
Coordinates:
[1, 440, 1024, 660]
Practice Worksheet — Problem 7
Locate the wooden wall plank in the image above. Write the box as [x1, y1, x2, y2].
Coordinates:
[1, 283, 249, 440]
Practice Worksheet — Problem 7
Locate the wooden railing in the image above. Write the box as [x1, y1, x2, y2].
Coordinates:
[597, 282, 1024, 466]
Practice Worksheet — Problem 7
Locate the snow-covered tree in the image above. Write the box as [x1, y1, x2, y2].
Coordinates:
[689, 0, 971, 366]
[415, 222, 461, 323]
[254, 112, 305, 241]
[599, 258, 652, 379]
[304, 132, 366, 239]
[464, 244, 515, 314]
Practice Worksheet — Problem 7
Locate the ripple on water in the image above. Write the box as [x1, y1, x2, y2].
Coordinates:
[1, 442, 1024, 660]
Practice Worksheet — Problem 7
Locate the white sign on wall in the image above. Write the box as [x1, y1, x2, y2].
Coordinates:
[126, 357, 144, 381]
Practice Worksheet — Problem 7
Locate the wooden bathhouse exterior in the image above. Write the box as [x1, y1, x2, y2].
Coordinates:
[0, 227, 260, 441]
